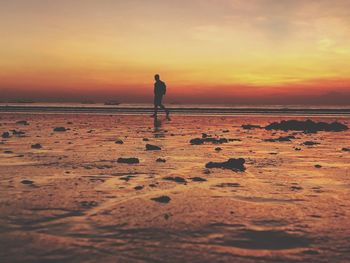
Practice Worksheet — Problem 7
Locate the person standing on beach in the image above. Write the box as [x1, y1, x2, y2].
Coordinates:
[152, 74, 170, 119]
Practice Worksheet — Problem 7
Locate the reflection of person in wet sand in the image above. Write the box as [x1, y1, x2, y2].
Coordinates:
[153, 115, 164, 138]
[152, 74, 170, 120]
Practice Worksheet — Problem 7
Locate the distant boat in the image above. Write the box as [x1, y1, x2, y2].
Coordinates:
[104, 101, 120, 106]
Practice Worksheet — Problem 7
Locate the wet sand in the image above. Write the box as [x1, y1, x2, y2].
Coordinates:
[1, 113, 350, 262]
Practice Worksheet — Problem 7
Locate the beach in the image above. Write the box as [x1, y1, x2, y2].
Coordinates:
[1, 112, 350, 262]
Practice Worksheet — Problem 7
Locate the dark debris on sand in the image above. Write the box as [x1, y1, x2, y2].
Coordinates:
[16, 120, 29, 125]
[117, 157, 140, 164]
[53, 127, 68, 132]
[190, 137, 229, 145]
[242, 124, 262, 130]
[206, 158, 246, 172]
[80, 201, 98, 207]
[216, 183, 241, 188]
[202, 133, 210, 138]
[342, 148, 350, 152]
[146, 144, 161, 151]
[2, 132, 10, 138]
[11, 130, 26, 136]
[115, 139, 124, 144]
[303, 141, 320, 146]
[264, 135, 296, 142]
[21, 180, 34, 185]
[265, 119, 348, 133]
[163, 176, 186, 183]
[31, 143, 42, 149]
[151, 195, 171, 203]
[191, 177, 207, 182]
[156, 158, 166, 163]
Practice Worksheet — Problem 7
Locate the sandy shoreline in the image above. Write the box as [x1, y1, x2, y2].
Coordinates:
[1, 113, 350, 262]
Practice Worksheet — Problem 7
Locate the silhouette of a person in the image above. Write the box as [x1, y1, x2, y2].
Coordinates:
[152, 74, 170, 119]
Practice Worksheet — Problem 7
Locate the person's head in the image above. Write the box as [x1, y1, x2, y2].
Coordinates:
[154, 74, 160, 81]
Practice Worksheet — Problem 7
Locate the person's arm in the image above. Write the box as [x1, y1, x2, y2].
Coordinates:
[163, 83, 166, 95]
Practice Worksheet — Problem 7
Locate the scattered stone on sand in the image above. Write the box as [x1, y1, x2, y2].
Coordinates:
[31, 143, 42, 149]
[11, 130, 25, 136]
[216, 183, 240, 188]
[315, 164, 322, 169]
[146, 144, 161, 151]
[134, 185, 144, 190]
[151, 195, 171, 203]
[206, 158, 246, 172]
[2, 132, 10, 138]
[215, 147, 222, 151]
[143, 138, 150, 141]
[202, 133, 210, 138]
[4, 150, 13, 154]
[303, 141, 320, 146]
[16, 120, 29, 125]
[67, 122, 73, 125]
[228, 138, 242, 142]
[242, 124, 262, 130]
[264, 135, 296, 142]
[265, 119, 348, 133]
[80, 201, 98, 207]
[164, 213, 171, 220]
[191, 177, 207, 182]
[21, 180, 34, 185]
[342, 148, 350, 152]
[291, 186, 303, 191]
[190, 138, 205, 145]
[163, 176, 186, 183]
[295, 147, 302, 151]
[115, 139, 124, 144]
[190, 137, 228, 145]
[117, 157, 140, 164]
[53, 127, 68, 132]
[119, 176, 131, 182]
[96, 165, 113, 169]
[156, 158, 166, 163]
[203, 169, 211, 175]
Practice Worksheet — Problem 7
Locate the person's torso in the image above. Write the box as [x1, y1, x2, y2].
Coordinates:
[154, 81, 166, 96]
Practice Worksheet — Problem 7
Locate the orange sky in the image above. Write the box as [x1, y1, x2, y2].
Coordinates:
[1, 0, 350, 105]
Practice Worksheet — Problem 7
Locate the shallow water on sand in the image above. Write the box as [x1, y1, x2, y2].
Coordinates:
[1, 113, 350, 262]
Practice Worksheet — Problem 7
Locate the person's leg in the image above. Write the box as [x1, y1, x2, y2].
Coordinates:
[152, 96, 159, 117]
[158, 95, 169, 116]
[160, 103, 170, 119]
[160, 103, 169, 113]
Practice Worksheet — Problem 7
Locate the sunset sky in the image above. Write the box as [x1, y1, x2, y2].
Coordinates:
[1, 0, 350, 104]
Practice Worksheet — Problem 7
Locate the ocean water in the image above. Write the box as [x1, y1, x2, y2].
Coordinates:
[0, 102, 349, 116]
